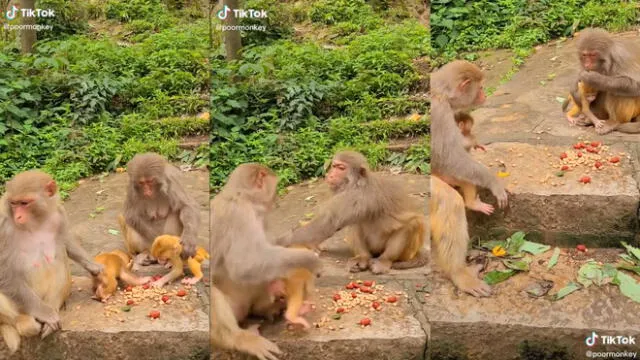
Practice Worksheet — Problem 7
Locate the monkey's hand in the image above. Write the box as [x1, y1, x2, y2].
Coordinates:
[34, 307, 61, 338]
[180, 236, 197, 259]
[490, 183, 508, 209]
[86, 262, 104, 277]
[579, 71, 607, 90]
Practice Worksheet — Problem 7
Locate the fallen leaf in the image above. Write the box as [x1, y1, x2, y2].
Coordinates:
[549, 281, 581, 301]
[547, 247, 561, 269]
[555, 96, 566, 104]
[577, 261, 617, 288]
[108, 229, 120, 236]
[524, 280, 554, 298]
[483, 270, 517, 285]
[621, 242, 640, 264]
[503, 259, 530, 271]
[520, 241, 551, 255]
[613, 271, 640, 303]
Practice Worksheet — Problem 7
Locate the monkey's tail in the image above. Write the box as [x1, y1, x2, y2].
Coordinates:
[392, 249, 429, 270]
[211, 286, 282, 360]
[0, 324, 20, 354]
[117, 214, 127, 234]
[615, 122, 640, 134]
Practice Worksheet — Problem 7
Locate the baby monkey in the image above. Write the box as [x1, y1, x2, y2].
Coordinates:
[150, 235, 209, 287]
[563, 81, 598, 125]
[455, 112, 486, 152]
[93, 250, 152, 301]
[267, 245, 316, 329]
[450, 112, 494, 215]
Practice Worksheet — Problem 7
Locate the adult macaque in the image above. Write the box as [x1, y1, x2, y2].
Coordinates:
[121, 153, 200, 269]
[429, 60, 505, 296]
[150, 234, 210, 287]
[572, 28, 640, 134]
[276, 151, 427, 275]
[210, 164, 321, 360]
[563, 81, 599, 125]
[430, 60, 508, 210]
[452, 112, 494, 215]
[430, 176, 492, 297]
[92, 250, 152, 301]
[0, 170, 103, 353]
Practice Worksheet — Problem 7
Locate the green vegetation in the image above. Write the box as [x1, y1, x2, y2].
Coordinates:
[211, 0, 431, 191]
[431, 0, 639, 78]
[0, 0, 210, 196]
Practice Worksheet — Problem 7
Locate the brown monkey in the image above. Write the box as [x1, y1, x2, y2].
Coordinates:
[455, 112, 485, 152]
[431, 176, 492, 297]
[573, 28, 640, 134]
[149, 235, 210, 287]
[122, 153, 200, 270]
[563, 81, 599, 125]
[451, 112, 495, 215]
[276, 151, 427, 275]
[210, 164, 321, 360]
[430, 60, 508, 210]
[0, 170, 103, 353]
[92, 250, 152, 301]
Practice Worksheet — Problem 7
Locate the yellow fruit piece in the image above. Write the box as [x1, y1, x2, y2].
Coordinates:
[492, 246, 506, 257]
[497, 171, 510, 178]
[116, 167, 126, 173]
[409, 113, 421, 121]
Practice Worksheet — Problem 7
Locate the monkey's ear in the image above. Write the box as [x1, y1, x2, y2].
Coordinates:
[255, 170, 267, 188]
[45, 180, 57, 197]
[458, 79, 471, 92]
[358, 166, 367, 178]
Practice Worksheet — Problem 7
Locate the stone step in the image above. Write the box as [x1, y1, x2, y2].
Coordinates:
[466, 142, 640, 247]
[0, 276, 210, 360]
[424, 248, 640, 360]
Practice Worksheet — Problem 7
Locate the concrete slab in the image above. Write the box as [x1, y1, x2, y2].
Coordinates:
[0, 276, 210, 360]
[467, 142, 640, 246]
[212, 282, 427, 360]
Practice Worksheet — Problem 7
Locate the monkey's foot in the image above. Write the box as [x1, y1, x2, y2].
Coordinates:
[347, 256, 370, 273]
[137, 276, 153, 285]
[181, 276, 201, 285]
[467, 200, 495, 215]
[452, 268, 492, 297]
[298, 301, 315, 316]
[369, 259, 392, 274]
[595, 123, 615, 135]
[285, 314, 311, 329]
[150, 280, 167, 288]
[574, 116, 592, 126]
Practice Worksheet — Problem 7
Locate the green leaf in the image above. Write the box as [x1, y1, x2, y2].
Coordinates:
[577, 261, 617, 288]
[621, 242, 640, 264]
[613, 271, 640, 303]
[483, 270, 516, 285]
[121, 306, 131, 312]
[503, 259, 530, 271]
[520, 241, 551, 255]
[554, 171, 565, 177]
[108, 229, 120, 236]
[620, 254, 637, 264]
[618, 264, 640, 276]
[547, 247, 561, 269]
[506, 231, 526, 255]
[331, 314, 341, 320]
[550, 282, 581, 301]
[95, 206, 105, 213]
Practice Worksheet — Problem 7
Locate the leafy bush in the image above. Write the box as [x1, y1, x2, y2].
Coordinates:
[36, 0, 89, 39]
[431, 0, 639, 55]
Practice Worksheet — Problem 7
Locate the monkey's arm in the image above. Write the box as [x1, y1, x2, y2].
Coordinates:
[277, 194, 360, 247]
[124, 207, 157, 242]
[5, 280, 60, 327]
[152, 257, 184, 287]
[580, 71, 640, 97]
[227, 237, 320, 286]
[65, 231, 103, 276]
[177, 204, 199, 258]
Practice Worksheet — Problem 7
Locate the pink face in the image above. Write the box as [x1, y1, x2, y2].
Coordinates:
[581, 50, 600, 71]
[473, 84, 486, 105]
[10, 197, 33, 225]
[325, 160, 348, 189]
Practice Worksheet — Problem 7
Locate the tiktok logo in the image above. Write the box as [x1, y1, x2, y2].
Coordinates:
[217, 5, 231, 20]
[585, 331, 599, 347]
[5, 5, 18, 20]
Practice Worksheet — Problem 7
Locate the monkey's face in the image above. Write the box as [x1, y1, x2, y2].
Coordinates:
[581, 50, 605, 72]
[136, 176, 158, 198]
[326, 159, 348, 191]
[472, 82, 486, 105]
